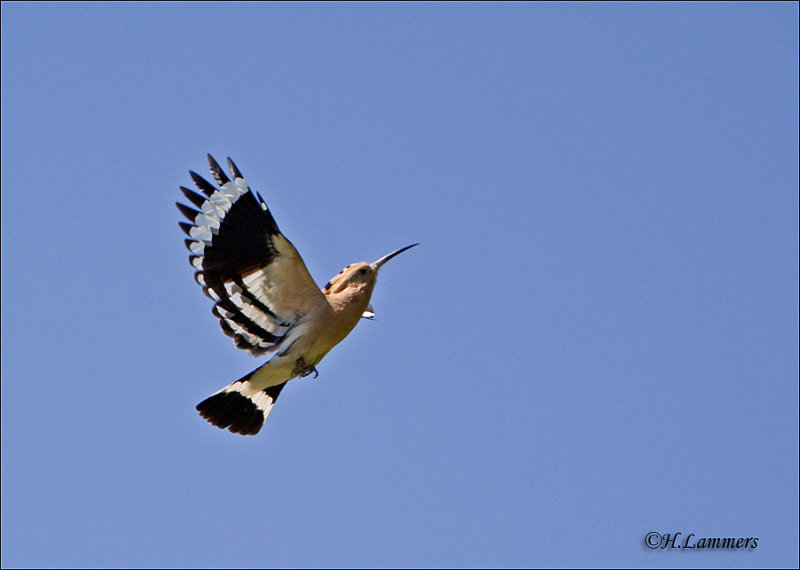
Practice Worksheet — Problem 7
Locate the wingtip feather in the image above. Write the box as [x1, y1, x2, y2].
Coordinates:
[227, 157, 244, 180]
[207, 154, 231, 186]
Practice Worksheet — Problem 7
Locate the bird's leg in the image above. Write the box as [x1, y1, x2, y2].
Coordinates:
[293, 358, 319, 379]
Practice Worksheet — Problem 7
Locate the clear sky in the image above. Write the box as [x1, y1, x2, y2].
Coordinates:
[2, 2, 798, 568]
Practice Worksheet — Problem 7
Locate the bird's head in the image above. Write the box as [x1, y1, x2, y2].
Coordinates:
[323, 243, 419, 298]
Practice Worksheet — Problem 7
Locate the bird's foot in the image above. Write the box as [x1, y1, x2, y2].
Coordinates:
[293, 358, 319, 379]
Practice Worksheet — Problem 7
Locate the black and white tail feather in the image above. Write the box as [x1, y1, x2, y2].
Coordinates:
[196, 373, 287, 436]
[178, 155, 313, 435]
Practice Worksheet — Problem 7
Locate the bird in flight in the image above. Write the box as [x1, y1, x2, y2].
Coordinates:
[177, 155, 417, 435]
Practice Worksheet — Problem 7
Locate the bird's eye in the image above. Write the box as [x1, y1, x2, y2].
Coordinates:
[358, 268, 367, 276]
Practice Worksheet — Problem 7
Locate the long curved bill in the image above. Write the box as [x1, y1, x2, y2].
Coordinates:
[370, 243, 419, 270]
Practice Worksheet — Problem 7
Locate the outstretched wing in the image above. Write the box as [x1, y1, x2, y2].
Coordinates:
[177, 154, 325, 356]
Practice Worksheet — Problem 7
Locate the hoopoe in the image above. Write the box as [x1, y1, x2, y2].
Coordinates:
[177, 155, 417, 436]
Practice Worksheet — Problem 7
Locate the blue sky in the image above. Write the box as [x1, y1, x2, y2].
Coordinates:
[1, 2, 797, 568]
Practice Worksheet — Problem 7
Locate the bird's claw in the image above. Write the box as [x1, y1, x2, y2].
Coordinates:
[293, 358, 319, 379]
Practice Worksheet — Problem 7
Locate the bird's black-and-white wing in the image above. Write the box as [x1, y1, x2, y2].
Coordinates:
[177, 154, 325, 356]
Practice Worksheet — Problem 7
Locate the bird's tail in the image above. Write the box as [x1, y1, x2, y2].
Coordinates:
[196, 365, 288, 436]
